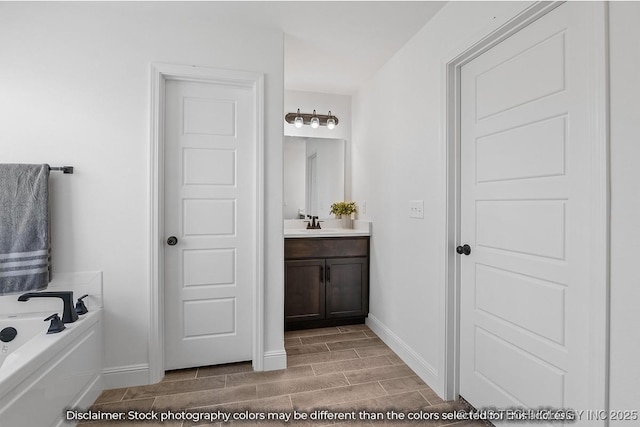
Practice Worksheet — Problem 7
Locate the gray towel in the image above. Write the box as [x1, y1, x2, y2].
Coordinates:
[0, 164, 50, 295]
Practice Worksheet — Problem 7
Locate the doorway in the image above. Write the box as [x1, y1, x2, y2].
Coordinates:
[149, 64, 265, 382]
[444, 1, 609, 417]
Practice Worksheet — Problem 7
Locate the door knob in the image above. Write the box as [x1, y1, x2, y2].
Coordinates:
[167, 236, 178, 246]
[456, 244, 471, 256]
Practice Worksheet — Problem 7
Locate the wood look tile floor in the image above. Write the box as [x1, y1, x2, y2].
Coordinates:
[84, 325, 486, 426]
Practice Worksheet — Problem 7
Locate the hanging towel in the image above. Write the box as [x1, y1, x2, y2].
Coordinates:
[0, 164, 51, 295]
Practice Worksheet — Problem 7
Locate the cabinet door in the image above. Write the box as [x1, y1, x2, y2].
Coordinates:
[325, 257, 369, 318]
[285, 259, 325, 322]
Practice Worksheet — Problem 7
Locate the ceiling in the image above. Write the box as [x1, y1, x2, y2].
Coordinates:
[282, 2, 446, 95]
[88, 1, 445, 96]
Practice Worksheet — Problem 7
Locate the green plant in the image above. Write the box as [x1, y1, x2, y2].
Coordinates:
[330, 201, 357, 216]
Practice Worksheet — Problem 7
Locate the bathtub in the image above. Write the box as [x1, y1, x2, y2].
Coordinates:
[0, 309, 103, 427]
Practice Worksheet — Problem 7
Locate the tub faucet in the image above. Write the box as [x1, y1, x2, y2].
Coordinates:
[18, 291, 79, 323]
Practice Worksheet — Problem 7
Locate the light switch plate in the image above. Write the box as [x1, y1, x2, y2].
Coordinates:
[409, 200, 424, 219]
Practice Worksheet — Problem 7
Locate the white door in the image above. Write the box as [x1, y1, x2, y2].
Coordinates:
[460, 2, 601, 419]
[164, 79, 255, 370]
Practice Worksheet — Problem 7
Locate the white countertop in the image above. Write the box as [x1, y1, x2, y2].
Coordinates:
[284, 219, 371, 238]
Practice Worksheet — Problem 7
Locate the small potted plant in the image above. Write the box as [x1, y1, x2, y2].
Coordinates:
[330, 201, 357, 228]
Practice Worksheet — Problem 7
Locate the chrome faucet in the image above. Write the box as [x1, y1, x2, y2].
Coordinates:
[18, 291, 79, 323]
[306, 215, 322, 229]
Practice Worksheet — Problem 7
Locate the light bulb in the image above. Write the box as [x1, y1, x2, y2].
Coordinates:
[326, 111, 336, 130]
[294, 109, 303, 128]
[310, 110, 319, 128]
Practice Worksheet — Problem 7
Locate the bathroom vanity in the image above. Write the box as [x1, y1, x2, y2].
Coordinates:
[284, 224, 371, 330]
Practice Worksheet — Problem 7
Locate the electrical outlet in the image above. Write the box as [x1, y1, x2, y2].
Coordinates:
[361, 200, 367, 214]
[409, 200, 424, 219]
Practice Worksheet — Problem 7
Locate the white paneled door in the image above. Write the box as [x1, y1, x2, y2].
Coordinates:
[164, 79, 255, 370]
[459, 2, 602, 421]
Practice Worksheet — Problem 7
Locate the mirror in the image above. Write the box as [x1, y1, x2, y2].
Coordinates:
[283, 136, 345, 219]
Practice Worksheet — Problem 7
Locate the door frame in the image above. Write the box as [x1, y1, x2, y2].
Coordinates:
[440, 0, 610, 414]
[148, 63, 265, 383]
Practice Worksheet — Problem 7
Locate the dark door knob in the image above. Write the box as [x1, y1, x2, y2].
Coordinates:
[167, 236, 178, 246]
[456, 244, 471, 256]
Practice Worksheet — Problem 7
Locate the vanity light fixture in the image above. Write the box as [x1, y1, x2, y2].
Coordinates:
[284, 109, 340, 129]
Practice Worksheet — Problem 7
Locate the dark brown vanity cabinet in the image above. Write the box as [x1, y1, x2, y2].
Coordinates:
[284, 237, 369, 330]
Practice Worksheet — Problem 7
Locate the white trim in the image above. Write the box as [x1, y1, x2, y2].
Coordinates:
[262, 350, 287, 371]
[367, 315, 439, 387]
[149, 63, 265, 384]
[440, 1, 610, 413]
[149, 62, 165, 385]
[587, 1, 611, 419]
[253, 74, 266, 372]
[103, 364, 150, 389]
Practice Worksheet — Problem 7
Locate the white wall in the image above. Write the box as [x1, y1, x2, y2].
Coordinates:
[608, 2, 640, 421]
[351, 1, 533, 397]
[353, 0, 640, 410]
[0, 2, 284, 386]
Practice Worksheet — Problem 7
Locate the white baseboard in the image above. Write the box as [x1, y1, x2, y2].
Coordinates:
[263, 349, 287, 371]
[104, 351, 285, 389]
[103, 364, 150, 389]
[366, 314, 442, 397]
